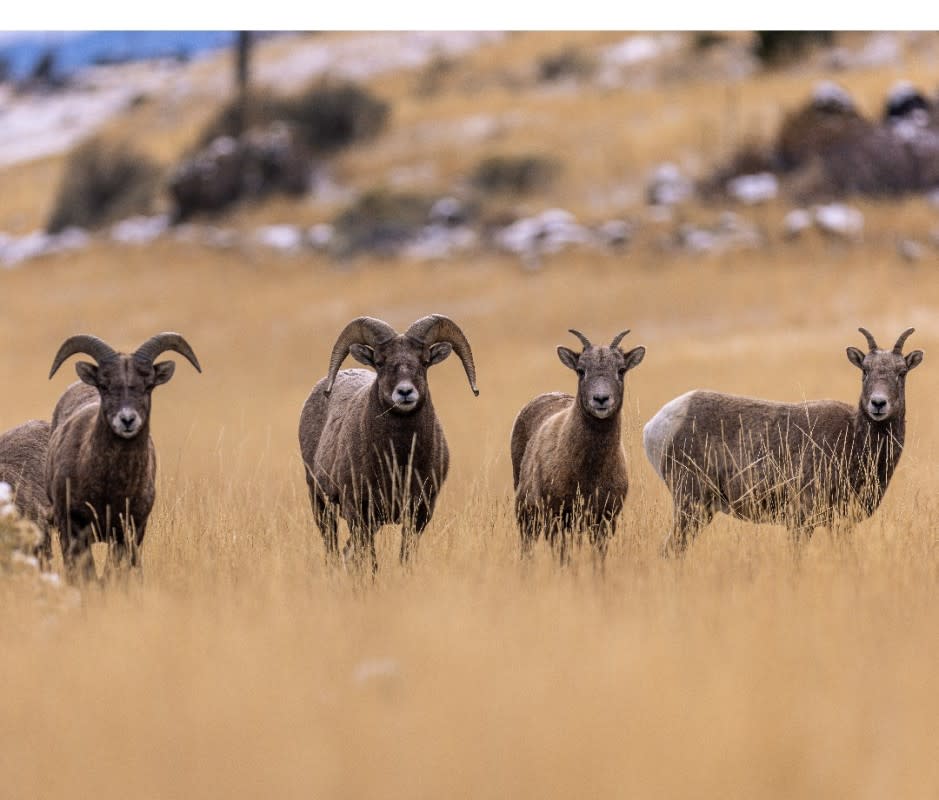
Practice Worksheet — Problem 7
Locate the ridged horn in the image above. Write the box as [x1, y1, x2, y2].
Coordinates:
[609, 329, 631, 349]
[134, 332, 202, 372]
[49, 335, 118, 379]
[858, 327, 879, 352]
[893, 327, 915, 354]
[568, 329, 592, 350]
[405, 314, 479, 396]
[325, 317, 397, 395]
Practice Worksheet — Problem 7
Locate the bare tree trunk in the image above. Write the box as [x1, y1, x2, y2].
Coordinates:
[235, 31, 253, 135]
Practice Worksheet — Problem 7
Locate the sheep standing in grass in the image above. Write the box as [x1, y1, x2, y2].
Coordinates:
[0, 420, 52, 539]
[511, 329, 646, 563]
[299, 314, 478, 573]
[644, 328, 924, 555]
[47, 333, 202, 581]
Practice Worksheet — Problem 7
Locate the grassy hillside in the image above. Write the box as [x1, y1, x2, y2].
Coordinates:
[1, 32, 937, 798]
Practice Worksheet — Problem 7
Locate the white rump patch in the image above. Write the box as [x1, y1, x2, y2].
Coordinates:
[643, 390, 696, 479]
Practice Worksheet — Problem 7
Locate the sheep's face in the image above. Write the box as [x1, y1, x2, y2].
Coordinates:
[557, 344, 646, 421]
[75, 356, 175, 438]
[847, 345, 923, 422]
[350, 336, 451, 415]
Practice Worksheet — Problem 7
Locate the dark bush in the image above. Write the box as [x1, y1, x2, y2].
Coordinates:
[198, 80, 389, 155]
[331, 189, 434, 257]
[471, 155, 559, 195]
[537, 48, 593, 82]
[46, 138, 161, 234]
[754, 31, 834, 65]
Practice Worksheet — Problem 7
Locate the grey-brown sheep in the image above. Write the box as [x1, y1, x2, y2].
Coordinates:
[299, 314, 478, 573]
[46, 333, 201, 581]
[511, 329, 646, 563]
[643, 327, 924, 555]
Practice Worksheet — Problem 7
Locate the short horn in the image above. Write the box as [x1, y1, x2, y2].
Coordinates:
[568, 329, 592, 350]
[893, 327, 915, 354]
[49, 335, 117, 379]
[405, 314, 479, 396]
[133, 332, 202, 372]
[609, 329, 631, 349]
[325, 317, 397, 395]
[858, 327, 879, 352]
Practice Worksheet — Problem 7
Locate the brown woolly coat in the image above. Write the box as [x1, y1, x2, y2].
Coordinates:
[0, 419, 52, 529]
[299, 368, 449, 531]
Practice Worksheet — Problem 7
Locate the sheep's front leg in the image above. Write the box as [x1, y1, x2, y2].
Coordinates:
[60, 515, 98, 584]
[313, 495, 341, 567]
[343, 523, 378, 575]
[662, 497, 712, 558]
[399, 500, 432, 566]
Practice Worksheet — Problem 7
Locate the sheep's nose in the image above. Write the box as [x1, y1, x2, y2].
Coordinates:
[593, 393, 610, 406]
[119, 411, 138, 429]
[394, 384, 416, 402]
[871, 397, 887, 412]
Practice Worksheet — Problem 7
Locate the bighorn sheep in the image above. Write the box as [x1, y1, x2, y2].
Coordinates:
[0, 419, 52, 535]
[511, 329, 646, 562]
[644, 328, 924, 555]
[299, 314, 478, 572]
[47, 333, 202, 581]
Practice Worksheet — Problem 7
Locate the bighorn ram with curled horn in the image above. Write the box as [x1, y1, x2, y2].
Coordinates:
[511, 328, 646, 563]
[47, 332, 202, 581]
[299, 314, 478, 573]
[644, 327, 924, 555]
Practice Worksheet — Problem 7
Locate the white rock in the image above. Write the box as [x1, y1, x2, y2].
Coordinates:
[647, 163, 694, 207]
[1, 231, 52, 267]
[897, 238, 925, 262]
[307, 224, 335, 249]
[254, 225, 303, 251]
[429, 197, 466, 227]
[784, 208, 813, 239]
[352, 657, 400, 685]
[814, 204, 864, 240]
[595, 219, 634, 247]
[727, 172, 778, 205]
[812, 81, 856, 114]
[111, 215, 169, 245]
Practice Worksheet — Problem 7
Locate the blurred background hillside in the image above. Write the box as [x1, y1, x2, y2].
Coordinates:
[3, 30, 939, 267]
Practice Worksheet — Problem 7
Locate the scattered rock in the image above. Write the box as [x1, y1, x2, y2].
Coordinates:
[308, 224, 335, 250]
[254, 224, 304, 252]
[647, 163, 694, 207]
[110, 215, 170, 245]
[783, 208, 813, 240]
[595, 219, 634, 248]
[896, 238, 925, 262]
[727, 172, 778, 205]
[814, 203, 864, 240]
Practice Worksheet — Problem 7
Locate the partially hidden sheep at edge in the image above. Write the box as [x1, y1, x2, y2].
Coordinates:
[46, 333, 202, 581]
[0, 419, 52, 540]
[299, 314, 479, 573]
[511, 329, 646, 563]
[643, 327, 924, 555]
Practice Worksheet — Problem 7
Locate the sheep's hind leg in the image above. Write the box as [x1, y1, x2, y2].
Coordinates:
[313, 495, 341, 567]
[516, 504, 542, 560]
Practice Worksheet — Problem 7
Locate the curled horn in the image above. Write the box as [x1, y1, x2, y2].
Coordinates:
[568, 329, 592, 350]
[858, 327, 879, 352]
[325, 317, 397, 395]
[893, 327, 915, 354]
[609, 329, 631, 349]
[405, 314, 479, 396]
[134, 332, 202, 373]
[49, 335, 118, 379]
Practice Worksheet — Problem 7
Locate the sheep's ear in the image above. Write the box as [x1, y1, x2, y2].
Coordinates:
[427, 342, 452, 366]
[153, 361, 176, 386]
[557, 346, 579, 372]
[846, 347, 866, 369]
[75, 362, 99, 387]
[906, 350, 924, 371]
[349, 344, 376, 368]
[622, 345, 646, 373]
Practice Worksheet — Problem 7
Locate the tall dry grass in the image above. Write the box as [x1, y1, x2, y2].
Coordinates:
[0, 239, 937, 798]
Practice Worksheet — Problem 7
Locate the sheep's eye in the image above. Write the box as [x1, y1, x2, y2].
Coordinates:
[374, 360, 385, 369]
[576, 368, 585, 378]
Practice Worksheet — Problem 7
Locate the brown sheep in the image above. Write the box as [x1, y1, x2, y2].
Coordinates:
[299, 314, 478, 573]
[511, 329, 646, 563]
[0, 419, 52, 541]
[47, 333, 201, 581]
[644, 328, 924, 555]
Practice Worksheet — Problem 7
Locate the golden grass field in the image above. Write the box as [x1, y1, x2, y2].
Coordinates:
[1, 32, 938, 799]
